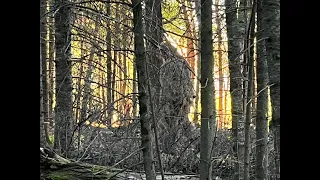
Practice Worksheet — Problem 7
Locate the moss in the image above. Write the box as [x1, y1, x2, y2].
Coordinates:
[48, 171, 73, 180]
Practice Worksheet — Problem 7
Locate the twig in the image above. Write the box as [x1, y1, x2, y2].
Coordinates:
[107, 162, 144, 179]
[246, 83, 275, 106]
[110, 147, 144, 169]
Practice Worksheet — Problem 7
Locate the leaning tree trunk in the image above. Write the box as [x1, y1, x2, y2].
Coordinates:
[260, 0, 280, 179]
[132, 0, 156, 179]
[200, 0, 215, 179]
[54, 0, 74, 158]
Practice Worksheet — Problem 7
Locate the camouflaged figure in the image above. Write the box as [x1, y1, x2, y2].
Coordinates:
[158, 42, 195, 155]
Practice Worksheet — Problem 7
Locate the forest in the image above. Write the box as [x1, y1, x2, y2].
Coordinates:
[40, 0, 280, 179]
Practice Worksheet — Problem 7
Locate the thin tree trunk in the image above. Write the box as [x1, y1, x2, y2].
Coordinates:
[255, 1, 269, 179]
[200, 0, 215, 179]
[243, 1, 256, 179]
[48, 0, 55, 128]
[132, 0, 156, 179]
[106, 0, 113, 127]
[75, 39, 84, 125]
[54, 0, 74, 158]
[132, 63, 138, 118]
[40, 34, 47, 147]
[182, 1, 196, 79]
[192, 0, 201, 126]
[215, 0, 224, 129]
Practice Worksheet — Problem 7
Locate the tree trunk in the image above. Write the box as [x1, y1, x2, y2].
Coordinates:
[243, 2, 256, 179]
[54, 0, 74, 158]
[40, 35, 47, 147]
[215, 0, 224, 129]
[48, 0, 55, 129]
[255, 1, 269, 179]
[200, 0, 215, 179]
[225, 0, 245, 179]
[106, 1, 113, 127]
[260, 0, 280, 178]
[40, 0, 48, 147]
[132, 0, 156, 179]
[191, 0, 201, 126]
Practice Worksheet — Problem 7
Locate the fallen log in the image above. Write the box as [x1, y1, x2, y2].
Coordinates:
[40, 147, 200, 180]
[40, 147, 121, 180]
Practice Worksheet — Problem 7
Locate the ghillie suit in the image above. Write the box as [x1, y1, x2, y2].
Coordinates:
[158, 42, 195, 155]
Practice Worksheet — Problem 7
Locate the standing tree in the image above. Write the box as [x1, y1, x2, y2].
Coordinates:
[40, 36, 47, 147]
[106, 0, 113, 127]
[47, 0, 55, 130]
[261, 0, 280, 179]
[200, 0, 215, 179]
[225, 0, 245, 179]
[255, 0, 269, 179]
[132, 0, 156, 179]
[40, 0, 47, 147]
[53, 0, 74, 157]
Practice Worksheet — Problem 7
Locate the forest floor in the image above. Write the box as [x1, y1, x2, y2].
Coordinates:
[40, 147, 200, 180]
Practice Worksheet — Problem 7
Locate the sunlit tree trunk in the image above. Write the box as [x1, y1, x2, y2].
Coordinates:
[215, 0, 224, 129]
[74, 39, 84, 125]
[261, 0, 280, 179]
[53, 0, 74, 157]
[200, 0, 215, 179]
[182, 0, 196, 79]
[106, 0, 113, 127]
[255, 1, 269, 179]
[48, 0, 55, 129]
[40, 0, 50, 146]
[114, 2, 124, 123]
[190, 0, 201, 126]
[132, 0, 156, 179]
